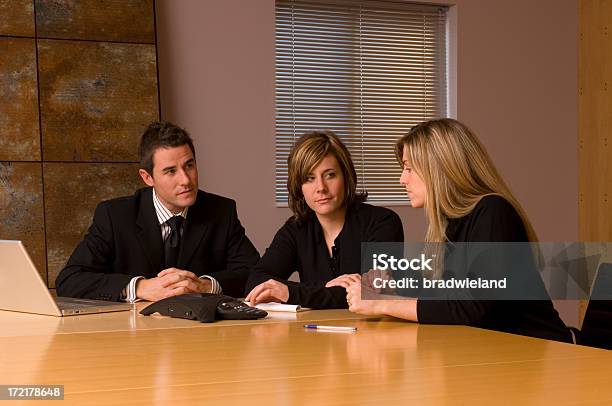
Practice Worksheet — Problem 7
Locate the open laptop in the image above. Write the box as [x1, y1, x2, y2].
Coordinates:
[0, 240, 131, 316]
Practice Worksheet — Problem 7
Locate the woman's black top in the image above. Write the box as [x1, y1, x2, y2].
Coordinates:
[245, 203, 404, 309]
[416, 195, 572, 343]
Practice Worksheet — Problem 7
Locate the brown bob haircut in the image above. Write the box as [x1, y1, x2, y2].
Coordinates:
[287, 130, 366, 222]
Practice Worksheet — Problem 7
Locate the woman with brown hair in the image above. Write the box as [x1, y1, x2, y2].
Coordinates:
[245, 131, 404, 309]
[345, 118, 572, 342]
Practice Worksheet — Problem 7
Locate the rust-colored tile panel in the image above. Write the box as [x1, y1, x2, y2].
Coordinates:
[44, 163, 144, 287]
[0, 38, 40, 161]
[0, 162, 47, 283]
[38, 40, 159, 162]
[35, 0, 154, 43]
[0, 0, 34, 37]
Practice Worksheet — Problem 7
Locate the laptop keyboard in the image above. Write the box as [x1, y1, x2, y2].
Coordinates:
[56, 297, 120, 309]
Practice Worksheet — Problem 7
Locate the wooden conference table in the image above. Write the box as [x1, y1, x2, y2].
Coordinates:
[0, 303, 611, 405]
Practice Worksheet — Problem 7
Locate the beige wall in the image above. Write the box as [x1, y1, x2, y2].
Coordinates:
[453, 0, 577, 243]
[157, 0, 282, 254]
[156, 0, 578, 321]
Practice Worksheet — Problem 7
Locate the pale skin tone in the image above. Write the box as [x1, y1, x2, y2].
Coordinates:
[345, 274, 418, 321]
[135, 144, 212, 301]
[246, 154, 355, 305]
[344, 145, 422, 321]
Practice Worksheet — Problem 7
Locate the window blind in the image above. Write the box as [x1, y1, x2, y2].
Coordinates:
[275, 0, 449, 205]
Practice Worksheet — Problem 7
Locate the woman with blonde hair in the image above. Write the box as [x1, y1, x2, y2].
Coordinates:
[346, 118, 571, 342]
[245, 130, 403, 309]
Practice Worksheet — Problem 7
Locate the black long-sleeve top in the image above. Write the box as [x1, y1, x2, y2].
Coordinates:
[416, 195, 572, 343]
[245, 203, 404, 309]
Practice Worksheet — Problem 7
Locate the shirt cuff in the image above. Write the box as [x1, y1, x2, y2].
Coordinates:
[199, 275, 222, 294]
[125, 276, 145, 303]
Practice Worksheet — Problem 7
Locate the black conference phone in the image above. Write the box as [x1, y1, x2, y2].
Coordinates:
[140, 293, 267, 322]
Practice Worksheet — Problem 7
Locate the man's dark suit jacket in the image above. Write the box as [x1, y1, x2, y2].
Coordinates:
[56, 187, 260, 301]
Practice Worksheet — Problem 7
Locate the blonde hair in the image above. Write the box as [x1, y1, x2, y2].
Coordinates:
[395, 118, 538, 243]
[287, 130, 366, 222]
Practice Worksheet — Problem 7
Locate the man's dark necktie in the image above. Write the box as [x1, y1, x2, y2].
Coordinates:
[164, 216, 184, 268]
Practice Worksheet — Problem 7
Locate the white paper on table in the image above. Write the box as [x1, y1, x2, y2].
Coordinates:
[244, 301, 310, 313]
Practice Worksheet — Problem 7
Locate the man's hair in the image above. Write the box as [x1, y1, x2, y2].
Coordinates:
[287, 130, 366, 222]
[138, 122, 195, 174]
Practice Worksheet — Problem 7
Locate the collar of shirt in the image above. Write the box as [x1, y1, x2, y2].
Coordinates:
[152, 188, 189, 225]
[311, 206, 353, 245]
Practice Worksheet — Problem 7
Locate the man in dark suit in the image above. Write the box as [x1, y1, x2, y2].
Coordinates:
[56, 122, 259, 302]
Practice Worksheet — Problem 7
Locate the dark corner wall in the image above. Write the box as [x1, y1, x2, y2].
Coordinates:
[0, 0, 159, 289]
